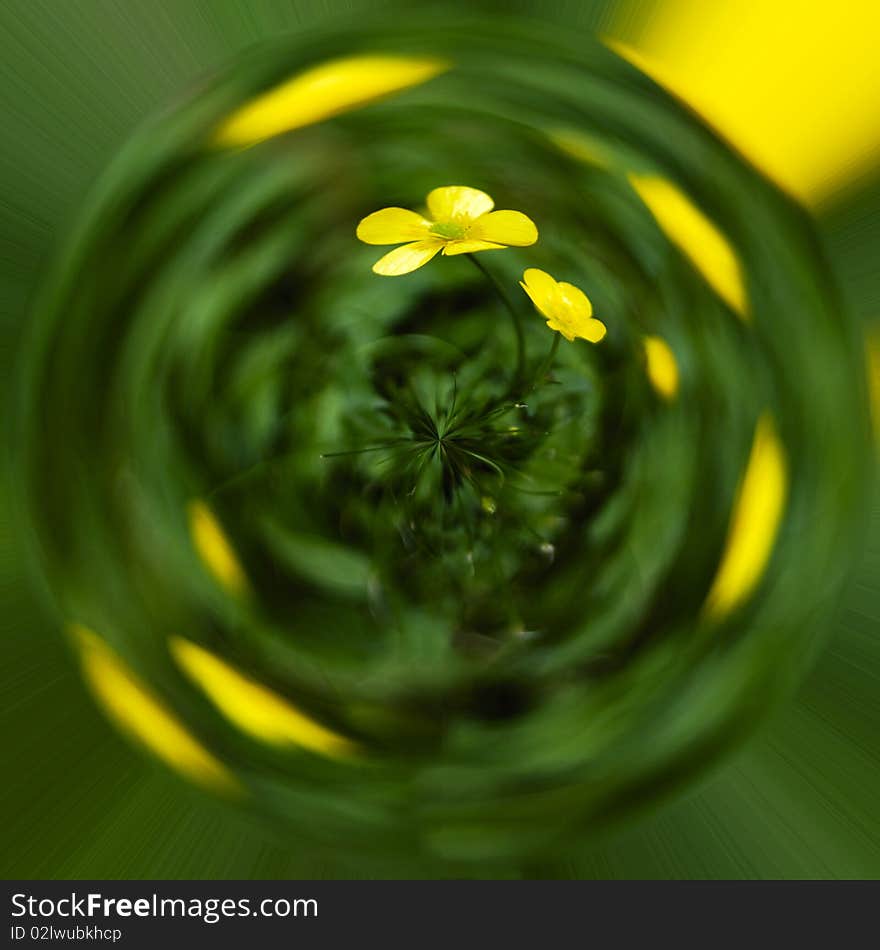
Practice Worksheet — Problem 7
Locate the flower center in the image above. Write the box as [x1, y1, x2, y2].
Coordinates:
[430, 220, 467, 240]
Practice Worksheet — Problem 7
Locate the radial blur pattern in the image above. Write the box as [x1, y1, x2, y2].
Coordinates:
[2, 1, 879, 879]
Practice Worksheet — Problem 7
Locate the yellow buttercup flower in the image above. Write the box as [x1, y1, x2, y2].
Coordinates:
[520, 268, 607, 343]
[357, 185, 538, 276]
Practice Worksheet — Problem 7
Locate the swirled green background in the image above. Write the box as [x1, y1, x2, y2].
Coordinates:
[2, 0, 879, 878]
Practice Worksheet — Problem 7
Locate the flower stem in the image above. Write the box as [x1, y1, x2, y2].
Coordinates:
[531, 333, 560, 391]
[467, 254, 526, 387]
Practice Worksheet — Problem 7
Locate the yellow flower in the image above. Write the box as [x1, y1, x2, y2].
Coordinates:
[520, 268, 606, 343]
[356, 185, 538, 276]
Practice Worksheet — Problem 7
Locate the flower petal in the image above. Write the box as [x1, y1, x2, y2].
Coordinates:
[520, 268, 560, 320]
[427, 186, 494, 223]
[557, 281, 593, 319]
[522, 267, 558, 294]
[442, 240, 506, 256]
[357, 207, 431, 245]
[578, 319, 607, 343]
[467, 210, 538, 246]
[520, 284, 543, 314]
[372, 239, 445, 276]
[547, 319, 576, 342]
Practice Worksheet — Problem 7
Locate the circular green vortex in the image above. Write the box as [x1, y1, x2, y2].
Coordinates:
[17, 18, 872, 869]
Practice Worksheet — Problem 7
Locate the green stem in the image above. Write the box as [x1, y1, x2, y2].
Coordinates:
[467, 254, 526, 388]
[531, 333, 560, 392]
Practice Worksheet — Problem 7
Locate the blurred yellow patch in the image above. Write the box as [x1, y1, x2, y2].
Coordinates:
[214, 54, 449, 147]
[629, 174, 748, 319]
[643, 335, 679, 399]
[188, 500, 248, 595]
[548, 128, 611, 169]
[71, 625, 239, 794]
[170, 637, 358, 761]
[704, 414, 787, 619]
[607, 2, 880, 206]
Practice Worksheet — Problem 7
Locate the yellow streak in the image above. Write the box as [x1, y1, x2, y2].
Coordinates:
[170, 637, 358, 761]
[71, 625, 239, 794]
[704, 414, 788, 619]
[643, 335, 679, 399]
[213, 54, 449, 147]
[187, 500, 248, 595]
[607, 2, 880, 205]
[629, 173, 748, 319]
[868, 328, 880, 444]
[547, 128, 611, 169]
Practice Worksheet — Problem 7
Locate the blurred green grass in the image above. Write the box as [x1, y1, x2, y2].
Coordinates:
[1, 0, 878, 878]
